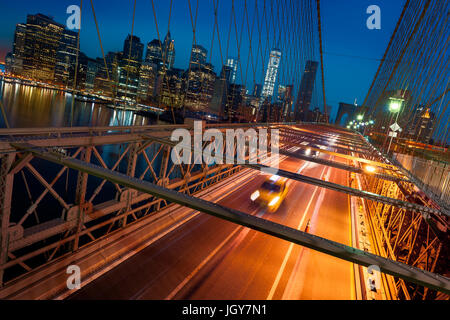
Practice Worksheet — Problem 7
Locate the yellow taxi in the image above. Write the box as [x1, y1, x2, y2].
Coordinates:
[250, 175, 289, 212]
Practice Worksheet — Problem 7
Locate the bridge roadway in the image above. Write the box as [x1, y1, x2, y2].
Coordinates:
[68, 132, 356, 300]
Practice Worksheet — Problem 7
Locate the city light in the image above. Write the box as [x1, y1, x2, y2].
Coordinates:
[388, 98, 403, 113]
[364, 165, 377, 173]
[0, 1, 446, 304]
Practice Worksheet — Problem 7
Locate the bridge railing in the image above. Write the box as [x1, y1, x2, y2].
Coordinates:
[392, 153, 450, 208]
[0, 123, 448, 299]
[355, 133, 449, 300]
[0, 123, 282, 288]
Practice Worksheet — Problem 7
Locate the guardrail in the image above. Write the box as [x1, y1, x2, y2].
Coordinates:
[393, 153, 450, 208]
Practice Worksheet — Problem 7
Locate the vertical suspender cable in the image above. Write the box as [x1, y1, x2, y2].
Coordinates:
[316, 0, 327, 122]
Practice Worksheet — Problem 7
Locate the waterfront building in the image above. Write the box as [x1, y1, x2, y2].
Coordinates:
[22, 14, 65, 81]
[12, 23, 27, 74]
[54, 29, 79, 87]
[117, 35, 144, 100]
[137, 61, 157, 101]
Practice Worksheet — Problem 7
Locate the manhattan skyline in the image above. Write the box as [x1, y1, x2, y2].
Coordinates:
[0, 0, 406, 121]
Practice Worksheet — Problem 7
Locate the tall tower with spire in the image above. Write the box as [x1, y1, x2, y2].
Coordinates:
[162, 30, 175, 70]
[261, 48, 282, 103]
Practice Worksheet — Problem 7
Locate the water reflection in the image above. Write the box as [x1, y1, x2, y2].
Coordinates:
[0, 79, 169, 228]
[0, 79, 154, 128]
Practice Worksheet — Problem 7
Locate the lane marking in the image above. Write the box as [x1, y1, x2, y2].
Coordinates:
[162, 155, 293, 300]
[280, 165, 330, 300]
[56, 168, 260, 300]
[57, 150, 291, 300]
[266, 162, 328, 300]
[282, 156, 357, 300]
[164, 208, 263, 300]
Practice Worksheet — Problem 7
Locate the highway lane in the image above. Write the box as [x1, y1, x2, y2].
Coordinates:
[68, 134, 357, 300]
[280, 156, 353, 299]
[180, 156, 353, 300]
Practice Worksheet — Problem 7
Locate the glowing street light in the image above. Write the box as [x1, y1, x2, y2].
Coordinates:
[389, 98, 403, 113]
[357, 114, 364, 121]
[364, 165, 377, 173]
[386, 96, 405, 154]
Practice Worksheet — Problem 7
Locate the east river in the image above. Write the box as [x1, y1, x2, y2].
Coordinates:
[0, 78, 155, 128]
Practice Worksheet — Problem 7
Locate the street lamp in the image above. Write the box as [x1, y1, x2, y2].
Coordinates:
[357, 114, 364, 121]
[386, 97, 404, 154]
[389, 99, 402, 113]
[364, 165, 377, 173]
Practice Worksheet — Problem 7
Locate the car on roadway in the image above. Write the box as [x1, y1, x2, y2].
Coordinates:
[299, 142, 320, 158]
[250, 175, 289, 212]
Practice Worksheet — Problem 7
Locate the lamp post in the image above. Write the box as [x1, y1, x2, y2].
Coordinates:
[386, 97, 404, 155]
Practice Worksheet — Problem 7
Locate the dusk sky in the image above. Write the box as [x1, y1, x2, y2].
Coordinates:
[0, 0, 405, 121]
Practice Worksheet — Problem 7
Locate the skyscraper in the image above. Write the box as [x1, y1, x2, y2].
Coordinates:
[283, 84, 294, 119]
[184, 62, 216, 112]
[12, 23, 27, 74]
[5, 52, 14, 74]
[189, 44, 208, 68]
[253, 84, 262, 98]
[408, 106, 435, 144]
[261, 49, 282, 103]
[54, 29, 79, 87]
[160, 68, 184, 107]
[117, 35, 144, 99]
[209, 79, 228, 117]
[137, 61, 157, 101]
[225, 57, 238, 84]
[123, 34, 144, 62]
[94, 51, 119, 96]
[209, 65, 233, 117]
[277, 85, 287, 102]
[85, 58, 99, 92]
[294, 60, 318, 120]
[220, 65, 233, 84]
[162, 31, 175, 69]
[226, 84, 245, 119]
[22, 14, 65, 81]
[145, 39, 162, 61]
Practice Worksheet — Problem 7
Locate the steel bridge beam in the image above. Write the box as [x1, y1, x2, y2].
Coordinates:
[14, 144, 450, 295]
[361, 135, 450, 216]
[280, 127, 373, 152]
[286, 126, 370, 148]
[279, 134, 407, 182]
[141, 136, 441, 216]
[277, 148, 409, 183]
[279, 132, 372, 156]
[0, 122, 294, 153]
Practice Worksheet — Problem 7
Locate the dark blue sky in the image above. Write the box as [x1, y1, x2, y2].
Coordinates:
[0, 0, 405, 121]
